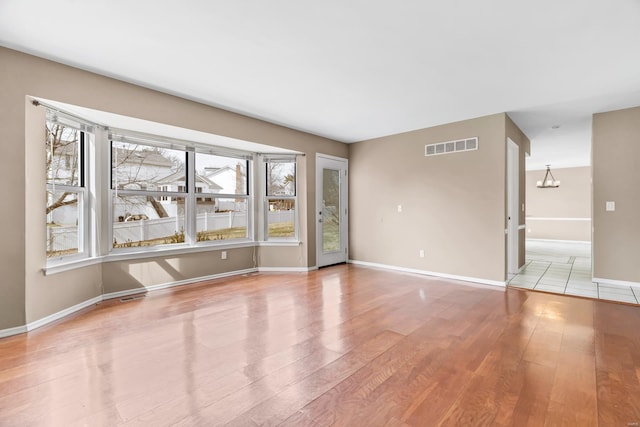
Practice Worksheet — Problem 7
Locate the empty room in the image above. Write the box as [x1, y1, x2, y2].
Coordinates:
[1, 1, 640, 425]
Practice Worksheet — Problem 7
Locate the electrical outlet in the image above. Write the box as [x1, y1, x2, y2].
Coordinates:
[419, 249, 425, 258]
[397, 204, 402, 213]
[221, 251, 227, 260]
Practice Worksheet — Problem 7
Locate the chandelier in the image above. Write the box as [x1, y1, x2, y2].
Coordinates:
[536, 165, 560, 188]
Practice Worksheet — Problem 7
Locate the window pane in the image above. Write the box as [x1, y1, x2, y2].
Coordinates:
[267, 199, 295, 238]
[46, 190, 80, 257]
[195, 153, 247, 195]
[195, 198, 248, 241]
[266, 161, 295, 196]
[46, 122, 81, 186]
[322, 168, 341, 252]
[112, 194, 186, 248]
[111, 141, 185, 191]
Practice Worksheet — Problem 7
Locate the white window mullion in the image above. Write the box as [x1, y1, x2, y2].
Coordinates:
[186, 149, 196, 245]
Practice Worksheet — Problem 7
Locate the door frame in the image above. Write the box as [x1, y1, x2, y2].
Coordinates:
[316, 153, 349, 268]
[507, 138, 520, 275]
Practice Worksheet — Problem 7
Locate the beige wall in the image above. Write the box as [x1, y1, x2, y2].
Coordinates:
[349, 113, 528, 283]
[0, 46, 347, 330]
[592, 106, 640, 282]
[102, 247, 256, 294]
[525, 166, 591, 241]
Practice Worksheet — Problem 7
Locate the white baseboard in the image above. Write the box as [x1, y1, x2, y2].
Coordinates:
[144, 268, 258, 293]
[258, 266, 317, 273]
[26, 296, 103, 332]
[1, 268, 260, 339]
[102, 288, 148, 301]
[593, 277, 640, 289]
[348, 260, 505, 288]
[0, 325, 28, 339]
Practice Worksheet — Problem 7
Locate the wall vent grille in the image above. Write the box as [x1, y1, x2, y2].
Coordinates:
[425, 137, 478, 157]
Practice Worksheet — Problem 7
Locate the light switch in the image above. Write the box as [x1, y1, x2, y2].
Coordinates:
[397, 205, 402, 213]
[606, 201, 615, 212]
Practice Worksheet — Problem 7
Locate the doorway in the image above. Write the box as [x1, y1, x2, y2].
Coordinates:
[507, 138, 520, 276]
[316, 154, 348, 268]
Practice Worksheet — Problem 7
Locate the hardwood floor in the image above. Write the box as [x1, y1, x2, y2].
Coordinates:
[1, 264, 639, 426]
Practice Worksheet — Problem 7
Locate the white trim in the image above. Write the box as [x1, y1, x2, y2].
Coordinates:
[507, 138, 519, 275]
[594, 277, 640, 289]
[258, 266, 316, 273]
[0, 325, 28, 339]
[26, 296, 102, 332]
[257, 241, 302, 247]
[144, 268, 257, 293]
[44, 256, 104, 275]
[101, 268, 257, 299]
[103, 241, 255, 262]
[526, 217, 591, 221]
[1, 268, 259, 339]
[348, 260, 505, 288]
[316, 153, 349, 162]
[101, 288, 148, 301]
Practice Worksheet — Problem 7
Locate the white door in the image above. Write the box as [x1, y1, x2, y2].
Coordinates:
[507, 138, 520, 275]
[316, 154, 348, 267]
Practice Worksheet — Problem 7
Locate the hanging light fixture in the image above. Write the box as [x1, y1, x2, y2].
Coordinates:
[536, 165, 560, 188]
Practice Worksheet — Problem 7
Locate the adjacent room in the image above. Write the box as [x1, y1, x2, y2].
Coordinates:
[1, 1, 640, 425]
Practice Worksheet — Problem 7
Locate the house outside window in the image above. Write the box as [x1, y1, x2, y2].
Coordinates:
[195, 152, 250, 242]
[111, 140, 187, 249]
[265, 157, 297, 240]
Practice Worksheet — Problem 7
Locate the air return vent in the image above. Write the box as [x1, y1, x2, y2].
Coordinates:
[425, 137, 478, 157]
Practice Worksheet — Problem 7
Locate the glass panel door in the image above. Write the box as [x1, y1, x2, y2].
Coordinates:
[317, 155, 348, 267]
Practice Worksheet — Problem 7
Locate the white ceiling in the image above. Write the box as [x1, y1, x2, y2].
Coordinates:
[2, 1, 640, 170]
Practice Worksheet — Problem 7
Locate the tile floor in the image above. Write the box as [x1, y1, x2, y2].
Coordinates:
[508, 239, 640, 305]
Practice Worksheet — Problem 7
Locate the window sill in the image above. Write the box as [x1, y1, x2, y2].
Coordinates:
[257, 241, 302, 247]
[44, 256, 103, 276]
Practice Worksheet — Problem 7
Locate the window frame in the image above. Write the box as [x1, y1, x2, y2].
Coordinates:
[109, 139, 190, 252]
[193, 150, 252, 245]
[45, 118, 91, 264]
[109, 137, 254, 254]
[263, 156, 298, 242]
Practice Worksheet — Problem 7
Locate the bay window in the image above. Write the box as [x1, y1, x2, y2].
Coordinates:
[42, 101, 301, 270]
